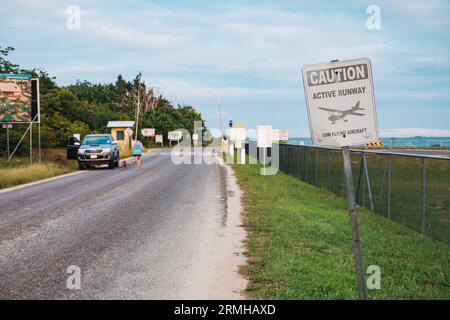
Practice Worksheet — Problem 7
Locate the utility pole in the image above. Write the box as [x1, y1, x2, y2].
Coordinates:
[134, 92, 140, 143]
[133, 85, 159, 144]
[218, 98, 225, 153]
[217, 98, 224, 139]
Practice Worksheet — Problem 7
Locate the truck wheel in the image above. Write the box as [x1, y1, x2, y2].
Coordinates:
[78, 162, 86, 170]
[115, 152, 119, 167]
[108, 158, 115, 169]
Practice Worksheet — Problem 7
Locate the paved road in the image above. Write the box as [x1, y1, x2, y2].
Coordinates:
[0, 149, 244, 299]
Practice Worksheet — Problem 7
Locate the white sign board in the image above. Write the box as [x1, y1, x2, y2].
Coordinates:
[228, 128, 235, 141]
[141, 128, 155, 137]
[234, 128, 246, 149]
[272, 129, 288, 141]
[256, 125, 272, 148]
[124, 128, 133, 137]
[155, 134, 163, 143]
[192, 134, 199, 141]
[302, 57, 378, 147]
[168, 131, 182, 141]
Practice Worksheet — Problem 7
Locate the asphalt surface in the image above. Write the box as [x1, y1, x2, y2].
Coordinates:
[0, 149, 239, 299]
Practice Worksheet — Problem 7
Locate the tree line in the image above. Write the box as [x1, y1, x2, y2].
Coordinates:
[0, 47, 205, 156]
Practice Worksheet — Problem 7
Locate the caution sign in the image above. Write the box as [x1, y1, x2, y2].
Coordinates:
[367, 140, 384, 147]
[302, 58, 379, 147]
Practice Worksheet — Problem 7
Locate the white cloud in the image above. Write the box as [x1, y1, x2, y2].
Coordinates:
[83, 20, 192, 49]
[380, 90, 449, 100]
[149, 79, 301, 100]
[380, 0, 450, 27]
[380, 128, 450, 137]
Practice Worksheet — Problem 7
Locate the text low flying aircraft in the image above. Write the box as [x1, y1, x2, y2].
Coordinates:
[318, 101, 365, 124]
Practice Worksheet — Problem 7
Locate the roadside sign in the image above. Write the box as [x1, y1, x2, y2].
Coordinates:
[155, 134, 163, 143]
[168, 131, 182, 141]
[2, 123, 12, 129]
[272, 129, 288, 142]
[302, 57, 378, 147]
[229, 128, 235, 141]
[124, 128, 133, 137]
[141, 128, 155, 137]
[302, 58, 375, 299]
[367, 140, 384, 147]
[234, 127, 246, 149]
[256, 125, 272, 148]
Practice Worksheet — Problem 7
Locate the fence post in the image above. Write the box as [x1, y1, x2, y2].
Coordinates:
[315, 148, 319, 186]
[327, 150, 331, 189]
[421, 158, 427, 234]
[378, 159, 388, 207]
[305, 148, 308, 182]
[363, 154, 374, 211]
[387, 155, 391, 219]
[279, 144, 283, 171]
[356, 153, 364, 204]
[289, 146, 294, 176]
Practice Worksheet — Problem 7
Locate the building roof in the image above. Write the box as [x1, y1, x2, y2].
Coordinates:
[107, 121, 135, 128]
[0, 82, 21, 93]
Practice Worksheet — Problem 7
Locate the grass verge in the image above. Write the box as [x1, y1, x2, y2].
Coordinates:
[0, 161, 77, 189]
[233, 162, 450, 299]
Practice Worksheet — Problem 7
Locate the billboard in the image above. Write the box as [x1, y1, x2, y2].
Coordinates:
[0, 74, 39, 123]
[141, 128, 155, 137]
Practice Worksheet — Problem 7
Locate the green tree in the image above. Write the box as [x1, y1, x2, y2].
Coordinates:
[0, 46, 19, 73]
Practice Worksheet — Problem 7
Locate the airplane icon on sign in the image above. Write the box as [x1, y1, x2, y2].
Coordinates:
[318, 101, 365, 124]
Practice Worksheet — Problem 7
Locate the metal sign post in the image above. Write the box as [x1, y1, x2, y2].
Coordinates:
[30, 118, 33, 164]
[256, 125, 272, 176]
[3, 123, 12, 158]
[7, 124, 10, 158]
[302, 58, 379, 300]
[342, 146, 366, 300]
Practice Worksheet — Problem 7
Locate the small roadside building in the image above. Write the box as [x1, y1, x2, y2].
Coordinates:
[107, 121, 135, 151]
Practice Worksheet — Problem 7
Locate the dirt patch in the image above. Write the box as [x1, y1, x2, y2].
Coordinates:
[212, 157, 248, 299]
[182, 156, 248, 299]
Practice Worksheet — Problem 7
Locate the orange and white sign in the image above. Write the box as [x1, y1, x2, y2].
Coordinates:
[272, 129, 288, 141]
[141, 128, 155, 137]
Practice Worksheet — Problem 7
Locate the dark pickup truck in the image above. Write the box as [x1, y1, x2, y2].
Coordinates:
[67, 134, 119, 169]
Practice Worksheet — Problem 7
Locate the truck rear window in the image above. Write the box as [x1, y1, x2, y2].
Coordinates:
[83, 136, 110, 145]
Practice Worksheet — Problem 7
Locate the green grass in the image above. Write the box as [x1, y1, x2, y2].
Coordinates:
[0, 148, 77, 189]
[233, 161, 450, 300]
[119, 149, 133, 159]
[0, 161, 77, 189]
[279, 146, 450, 243]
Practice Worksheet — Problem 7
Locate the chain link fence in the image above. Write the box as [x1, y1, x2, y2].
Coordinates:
[246, 142, 450, 244]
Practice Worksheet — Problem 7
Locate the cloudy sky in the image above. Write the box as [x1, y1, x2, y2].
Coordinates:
[1, 0, 449, 137]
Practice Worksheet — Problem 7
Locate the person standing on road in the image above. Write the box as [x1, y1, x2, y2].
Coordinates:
[133, 139, 143, 169]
